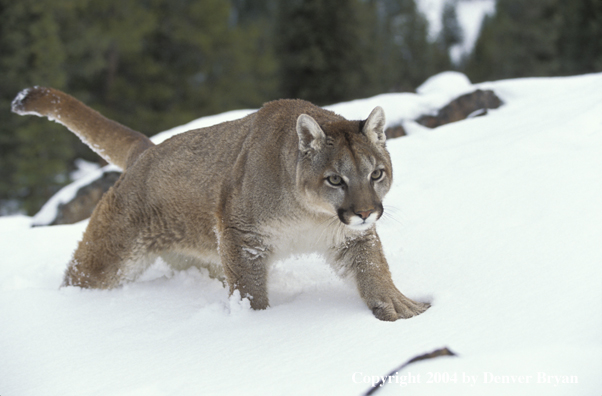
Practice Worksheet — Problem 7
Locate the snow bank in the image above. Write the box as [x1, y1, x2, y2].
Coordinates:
[2, 72, 601, 395]
[150, 109, 256, 145]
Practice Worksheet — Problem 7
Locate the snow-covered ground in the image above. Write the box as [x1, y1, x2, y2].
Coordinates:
[1, 72, 601, 395]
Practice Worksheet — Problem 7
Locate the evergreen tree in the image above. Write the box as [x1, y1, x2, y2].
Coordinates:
[371, 0, 452, 92]
[60, 0, 278, 133]
[464, 0, 562, 82]
[0, 0, 74, 213]
[274, 0, 373, 105]
[464, 0, 601, 82]
[60, 0, 158, 130]
[438, 0, 463, 61]
[1, 0, 279, 214]
[556, 0, 602, 75]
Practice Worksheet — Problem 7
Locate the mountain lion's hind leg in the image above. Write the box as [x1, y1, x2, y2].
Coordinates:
[332, 231, 429, 321]
[62, 188, 146, 289]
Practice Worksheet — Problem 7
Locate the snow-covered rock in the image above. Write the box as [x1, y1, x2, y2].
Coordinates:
[416, 88, 502, 128]
[32, 164, 121, 226]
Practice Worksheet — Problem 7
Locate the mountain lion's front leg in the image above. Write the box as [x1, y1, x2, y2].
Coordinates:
[218, 226, 270, 310]
[333, 231, 429, 321]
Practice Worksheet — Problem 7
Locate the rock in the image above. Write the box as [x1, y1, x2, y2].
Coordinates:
[49, 171, 121, 225]
[416, 89, 503, 129]
[385, 125, 406, 139]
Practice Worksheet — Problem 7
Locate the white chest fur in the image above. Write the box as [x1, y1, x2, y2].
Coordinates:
[262, 216, 362, 263]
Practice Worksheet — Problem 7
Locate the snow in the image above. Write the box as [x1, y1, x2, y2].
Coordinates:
[417, 0, 448, 39]
[416, 71, 473, 96]
[2, 72, 602, 395]
[70, 158, 101, 181]
[327, 74, 475, 131]
[150, 109, 255, 145]
[417, 0, 496, 63]
[450, 0, 496, 62]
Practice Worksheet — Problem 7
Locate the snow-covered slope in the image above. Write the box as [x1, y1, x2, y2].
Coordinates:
[1, 72, 601, 395]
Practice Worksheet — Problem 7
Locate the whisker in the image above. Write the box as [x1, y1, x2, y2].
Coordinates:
[383, 204, 403, 215]
[383, 204, 407, 223]
[316, 215, 340, 242]
[381, 212, 403, 227]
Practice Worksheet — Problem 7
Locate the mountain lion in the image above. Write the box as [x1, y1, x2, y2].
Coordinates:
[12, 86, 429, 321]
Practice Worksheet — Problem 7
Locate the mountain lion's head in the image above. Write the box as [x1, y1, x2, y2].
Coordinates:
[296, 107, 392, 231]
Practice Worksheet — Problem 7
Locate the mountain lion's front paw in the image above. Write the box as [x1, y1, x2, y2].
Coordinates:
[368, 288, 430, 321]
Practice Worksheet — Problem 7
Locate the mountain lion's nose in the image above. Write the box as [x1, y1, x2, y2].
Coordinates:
[355, 209, 374, 220]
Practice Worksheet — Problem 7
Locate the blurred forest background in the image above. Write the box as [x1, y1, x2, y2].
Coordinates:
[1, 0, 601, 215]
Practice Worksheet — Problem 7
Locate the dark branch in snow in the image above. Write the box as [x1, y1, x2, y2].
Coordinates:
[364, 347, 457, 395]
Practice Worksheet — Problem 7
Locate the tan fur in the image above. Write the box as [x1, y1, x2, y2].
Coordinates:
[12, 87, 429, 321]
[11, 87, 153, 169]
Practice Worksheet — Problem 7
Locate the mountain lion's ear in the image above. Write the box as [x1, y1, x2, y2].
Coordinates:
[362, 106, 386, 145]
[296, 114, 326, 151]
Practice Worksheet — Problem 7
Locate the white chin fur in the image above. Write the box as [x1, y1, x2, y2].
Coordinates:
[346, 212, 378, 231]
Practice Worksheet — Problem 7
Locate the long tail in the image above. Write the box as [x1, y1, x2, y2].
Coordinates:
[11, 87, 154, 170]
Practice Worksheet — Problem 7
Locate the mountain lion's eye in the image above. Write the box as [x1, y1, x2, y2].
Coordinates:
[371, 169, 384, 181]
[326, 175, 343, 186]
